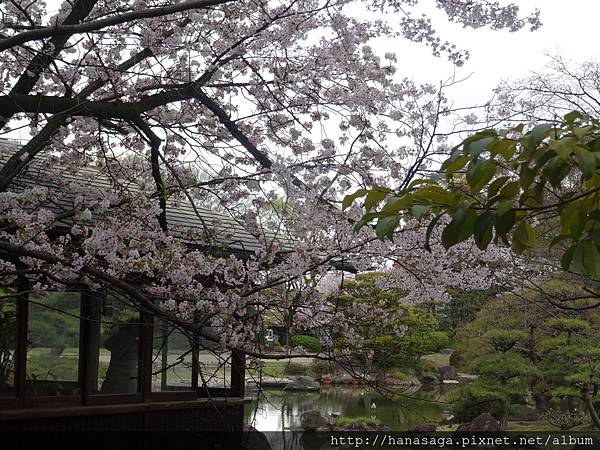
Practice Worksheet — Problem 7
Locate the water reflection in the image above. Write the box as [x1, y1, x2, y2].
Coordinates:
[245, 385, 451, 432]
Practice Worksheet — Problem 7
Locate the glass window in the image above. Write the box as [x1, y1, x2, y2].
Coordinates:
[0, 293, 17, 398]
[152, 321, 193, 391]
[96, 295, 140, 394]
[198, 334, 231, 389]
[27, 291, 81, 396]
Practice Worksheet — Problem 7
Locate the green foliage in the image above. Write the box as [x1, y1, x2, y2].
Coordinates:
[28, 291, 80, 349]
[451, 281, 600, 425]
[283, 361, 309, 376]
[438, 288, 496, 337]
[311, 359, 332, 377]
[467, 353, 537, 382]
[336, 416, 381, 428]
[447, 379, 513, 422]
[330, 273, 448, 374]
[344, 111, 600, 279]
[291, 334, 321, 353]
[484, 329, 527, 353]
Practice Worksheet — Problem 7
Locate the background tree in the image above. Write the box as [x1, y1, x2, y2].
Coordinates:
[328, 272, 449, 379]
[451, 280, 600, 428]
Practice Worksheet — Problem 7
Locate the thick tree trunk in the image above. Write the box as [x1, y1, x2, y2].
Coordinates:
[584, 392, 600, 430]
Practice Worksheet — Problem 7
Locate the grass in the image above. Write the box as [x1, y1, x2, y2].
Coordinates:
[421, 352, 451, 368]
[336, 416, 381, 427]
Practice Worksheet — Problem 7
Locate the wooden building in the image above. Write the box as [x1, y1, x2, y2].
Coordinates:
[0, 140, 264, 447]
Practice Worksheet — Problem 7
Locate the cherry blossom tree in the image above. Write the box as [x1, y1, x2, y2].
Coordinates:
[0, 0, 540, 362]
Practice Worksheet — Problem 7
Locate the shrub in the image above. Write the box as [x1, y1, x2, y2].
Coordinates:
[336, 416, 380, 427]
[311, 359, 331, 377]
[284, 361, 309, 376]
[273, 341, 282, 352]
[291, 334, 321, 352]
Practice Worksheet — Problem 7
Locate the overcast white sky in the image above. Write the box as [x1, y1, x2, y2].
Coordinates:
[383, 0, 600, 108]
[39, 0, 600, 106]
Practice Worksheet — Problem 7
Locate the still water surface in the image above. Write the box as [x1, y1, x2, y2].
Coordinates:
[244, 385, 452, 432]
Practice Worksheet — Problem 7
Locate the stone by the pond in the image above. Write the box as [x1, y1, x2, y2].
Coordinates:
[342, 421, 391, 431]
[456, 413, 501, 432]
[438, 366, 458, 382]
[409, 424, 437, 432]
[439, 348, 453, 354]
[300, 410, 329, 431]
[284, 375, 320, 391]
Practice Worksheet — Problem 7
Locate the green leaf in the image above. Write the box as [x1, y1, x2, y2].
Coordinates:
[530, 123, 554, 145]
[548, 137, 577, 160]
[494, 208, 516, 241]
[487, 176, 509, 198]
[561, 245, 576, 270]
[442, 155, 470, 174]
[380, 195, 413, 214]
[488, 139, 516, 160]
[342, 188, 368, 210]
[411, 204, 430, 221]
[564, 110, 583, 125]
[573, 146, 596, 179]
[519, 165, 535, 190]
[467, 159, 497, 194]
[499, 181, 519, 199]
[560, 201, 581, 234]
[364, 187, 390, 212]
[441, 206, 477, 249]
[583, 240, 600, 278]
[467, 137, 495, 159]
[512, 221, 535, 254]
[496, 199, 513, 218]
[473, 211, 495, 250]
[375, 216, 400, 241]
[353, 212, 378, 232]
[424, 214, 442, 252]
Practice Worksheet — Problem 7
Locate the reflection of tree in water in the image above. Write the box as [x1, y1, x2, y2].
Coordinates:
[246, 386, 450, 431]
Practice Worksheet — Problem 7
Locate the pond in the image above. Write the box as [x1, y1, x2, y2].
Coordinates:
[245, 385, 453, 432]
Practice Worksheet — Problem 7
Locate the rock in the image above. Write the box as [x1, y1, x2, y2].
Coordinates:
[440, 414, 455, 425]
[300, 410, 329, 431]
[242, 426, 272, 450]
[456, 413, 501, 432]
[438, 366, 458, 382]
[442, 379, 460, 384]
[409, 424, 437, 432]
[439, 348, 453, 354]
[284, 376, 320, 391]
[341, 421, 391, 432]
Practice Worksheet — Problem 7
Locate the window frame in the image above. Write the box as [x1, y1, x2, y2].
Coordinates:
[0, 281, 245, 413]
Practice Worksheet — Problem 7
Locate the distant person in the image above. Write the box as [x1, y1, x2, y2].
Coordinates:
[100, 318, 139, 394]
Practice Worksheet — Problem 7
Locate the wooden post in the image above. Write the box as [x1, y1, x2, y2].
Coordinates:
[140, 311, 153, 399]
[15, 274, 29, 406]
[230, 349, 245, 398]
[80, 290, 102, 403]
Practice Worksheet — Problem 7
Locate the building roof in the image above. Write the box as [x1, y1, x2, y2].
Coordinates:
[0, 138, 291, 255]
